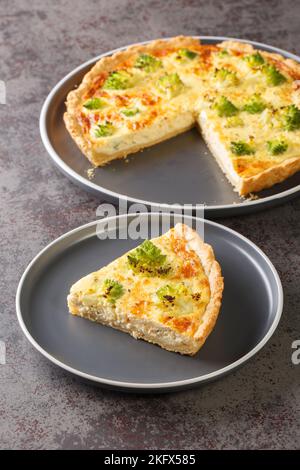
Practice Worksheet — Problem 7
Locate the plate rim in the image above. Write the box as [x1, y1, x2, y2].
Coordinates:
[39, 35, 300, 213]
[16, 213, 284, 391]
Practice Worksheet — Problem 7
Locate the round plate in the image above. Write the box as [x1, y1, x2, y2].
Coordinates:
[16, 213, 283, 392]
[40, 36, 300, 218]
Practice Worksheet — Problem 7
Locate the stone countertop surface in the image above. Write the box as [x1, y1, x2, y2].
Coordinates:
[1, 0, 300, 450]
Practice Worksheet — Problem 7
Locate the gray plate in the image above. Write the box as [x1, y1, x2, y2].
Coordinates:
[16, 214, 283, 392]
[40, 36, 300, 218]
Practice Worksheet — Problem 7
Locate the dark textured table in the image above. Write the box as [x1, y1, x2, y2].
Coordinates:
[1, 0, 300, 450]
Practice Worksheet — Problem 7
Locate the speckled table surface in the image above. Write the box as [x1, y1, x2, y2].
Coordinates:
[1, 0, 300, 450]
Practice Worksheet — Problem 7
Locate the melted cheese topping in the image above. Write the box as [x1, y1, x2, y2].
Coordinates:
[76, 41, 300, 180]
[69, 228, 210, 337]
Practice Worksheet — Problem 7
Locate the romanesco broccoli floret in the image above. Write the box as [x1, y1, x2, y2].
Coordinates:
[213, 96, 239, 117]
[230, 141, 255, 156]
[103, 70, 134, 90]
[83, 97, 106, 110]
[243, 94, 266, 114]
[156, 73, 185, 98]
[215, 68, 239, 85]
[94, 122, 115, 138]
[127, 240, 171, 276]
[244, 52, 265, 68]
[102, 279, 124, 304]
[267, 139, 288, 155]
[263, 64, 287, 86]
[134, 54, 162, 72]
[176, 48, 198, 60]
[281, 104, 300, 131]
[121, 108, 140, 117]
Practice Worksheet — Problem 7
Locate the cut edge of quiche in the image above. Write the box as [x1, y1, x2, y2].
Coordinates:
[67, 223, 224, 356]
[64, 36, 300, 196]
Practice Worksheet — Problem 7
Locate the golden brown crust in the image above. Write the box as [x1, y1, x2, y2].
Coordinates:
[173, 224, 224, 355]
[239, 156, 300, 195]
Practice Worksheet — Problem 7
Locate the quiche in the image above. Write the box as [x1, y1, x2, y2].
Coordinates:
[67, 224, 223, 356]
[64, 36, 300, 196]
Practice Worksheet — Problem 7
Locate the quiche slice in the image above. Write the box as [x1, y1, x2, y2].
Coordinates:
[64, 36, 300, 196]
[67, 224, 223, 356]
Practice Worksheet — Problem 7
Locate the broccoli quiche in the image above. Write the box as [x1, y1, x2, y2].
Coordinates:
[67, 224, 223, 356]
[64, 36, 300, 195]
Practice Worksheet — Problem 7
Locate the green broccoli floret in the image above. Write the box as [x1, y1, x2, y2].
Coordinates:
[281, 104, 300, 131]
[134, 54, 163, 72]
[214, 68, 239, 85]
[263, 64, 287, 86]
[127, 240, 171, 276]
[102, 279, 124, 304]
[217, 49, 229, 57]
[243, 52, 265, 68]
[103, 70, 134, 90]
[83, 97, 106, 110]
[156, 284, 184, 304]
[267, 139, 288, 155]
[156, 73, 185, 98]
[156, 285, 177, 304]
[156, 283, 189, 305]
[225, 116, 244, 128]
[176, 48, 198, 60]
[157, 73, 185, 96]
[94, 122, 115, 138]
[243, 95, 266, 114]
[121, 108, 140, 117]
[230, 141, 255, 156]
[213, 96, 239, 117]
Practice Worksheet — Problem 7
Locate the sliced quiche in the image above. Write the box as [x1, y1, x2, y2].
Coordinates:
[67, 224, 223, 356]
[64, 36, 300, 196]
